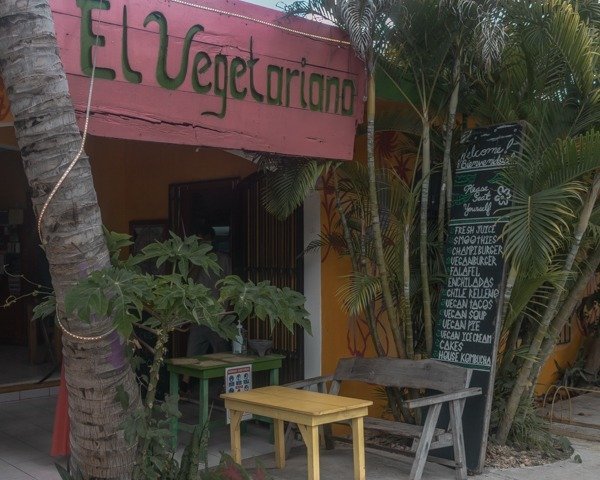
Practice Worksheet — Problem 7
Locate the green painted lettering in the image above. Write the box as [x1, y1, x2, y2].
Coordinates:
[325, 77, 340, 114]
[76, 0, 115, 80]
[300, 70, 308, 108]
[203, 54, 228, 118]
[144, 11, 203, 90]
[309, 73, 324, 112]
[267, 65, 283, 106]
[230, 57, 247, 100]
[285, 68, 300, 107]
[341, 79, 355, 116]
[122, 5, 142, 84]
[192, 52, 212, 94]
[248, 38, 264, 103]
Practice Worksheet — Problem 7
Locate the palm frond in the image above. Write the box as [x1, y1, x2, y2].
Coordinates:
[504, 267, 565, 333]
[284, 1, 344, 27]
[286, 1, 394, 63]
[537, 130, 600, 190]
[337, 271, 382, 315]
[501, 185, 580, 272]
[254, 153, 328, 220]
[573, 0, 600, 24]
[305, 232, 348, 256]
[541, 0, 597, 95]
[510, 0, 598, 95]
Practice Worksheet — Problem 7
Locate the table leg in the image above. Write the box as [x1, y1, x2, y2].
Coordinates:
[230, 410, 244, 464]
[351, 417, 366, 480]
[199, 378, 209, 429]
[270, 367, 280, 386]
[274, 419, 286, 469]
[268, 367, 279, 443]
[298, 424, 320, 480]
[169, 371, 179, 449]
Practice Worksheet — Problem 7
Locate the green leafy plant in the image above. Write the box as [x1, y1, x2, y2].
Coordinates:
[55, 230, 307, 479]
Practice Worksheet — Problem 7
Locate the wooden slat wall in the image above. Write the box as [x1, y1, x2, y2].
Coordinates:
[242, 174, 304, 384]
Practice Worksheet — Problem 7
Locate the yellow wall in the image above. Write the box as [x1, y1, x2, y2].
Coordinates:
[535, 320, 585, 395]
[1, 127, 258, 235]
[86, 136, 256, 233]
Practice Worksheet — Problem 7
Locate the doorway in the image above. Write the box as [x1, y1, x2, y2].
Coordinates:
[169, 174, 305, 383]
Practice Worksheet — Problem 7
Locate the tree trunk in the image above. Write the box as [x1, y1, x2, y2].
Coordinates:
[498, 266, 519, 372]
[437, 55, 460, 244]
[496, 171, 600, 444]
[402, 223, 414, 358]
[0, 1, 140, 478]
[366, 68, 407, 359]
[500, 312, 524, 374]
[419, 116, 433, 354]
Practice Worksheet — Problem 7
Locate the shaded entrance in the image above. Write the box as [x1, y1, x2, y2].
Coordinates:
[169, 173, 304, 384]
[0, 144, 60, 392]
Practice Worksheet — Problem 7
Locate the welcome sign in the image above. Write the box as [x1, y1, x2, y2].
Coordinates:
[50, 0, 365, 159]
[433, 122, 523, 473]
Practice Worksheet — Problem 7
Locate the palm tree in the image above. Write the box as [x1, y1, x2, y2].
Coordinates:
[379, 0, 453, 354]
[273, 1, 506, 359]
[378, 0, 508, 354]
[436, 0, 507, 240]
[284, 0, 409, 358]
[469, 0, 600, 444]
[0, 1, 140, 477]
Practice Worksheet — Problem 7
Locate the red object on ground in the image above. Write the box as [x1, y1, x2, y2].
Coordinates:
[51, 366, 70, 457]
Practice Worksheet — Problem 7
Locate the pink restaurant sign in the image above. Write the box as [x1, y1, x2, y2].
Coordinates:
[50, 0, 366, 160]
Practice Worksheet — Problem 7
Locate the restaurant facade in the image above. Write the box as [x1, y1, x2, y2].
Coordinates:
[0, 0, 583, 398]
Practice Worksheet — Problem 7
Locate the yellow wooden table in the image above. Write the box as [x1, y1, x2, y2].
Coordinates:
[221, 385, 372, 480]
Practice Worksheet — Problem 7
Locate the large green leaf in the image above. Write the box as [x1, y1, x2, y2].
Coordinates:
[130, 233, 219, 280]
[504, 266, 565, 333]
[501, 184, 580, 272]
[537, 130, 600, 190]
[337, 271, 382, 315]
[255, 154, 327, 220]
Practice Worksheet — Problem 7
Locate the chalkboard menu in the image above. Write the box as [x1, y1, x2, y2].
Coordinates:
[433, 123, 523, 473]
[433, 123, 522, 370]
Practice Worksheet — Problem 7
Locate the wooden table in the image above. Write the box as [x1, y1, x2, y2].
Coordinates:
[167, 352, 284, 436]
[222, 385, 372, 480]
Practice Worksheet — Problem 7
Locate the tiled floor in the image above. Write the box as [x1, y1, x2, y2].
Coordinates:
[0, 395, 61, 480]
[0, 393, 275, 479]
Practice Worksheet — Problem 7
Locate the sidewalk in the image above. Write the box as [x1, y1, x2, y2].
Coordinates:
[0, 394, 274, 480]
[1, 394, 599, 479]
[253, 438, 599, 480]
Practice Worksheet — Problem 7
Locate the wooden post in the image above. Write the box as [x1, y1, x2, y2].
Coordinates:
[274, 419, 286, 469]
[298, 424, 320, 480]
[229, 410, 243, 464]
[408, 403, 442, 480]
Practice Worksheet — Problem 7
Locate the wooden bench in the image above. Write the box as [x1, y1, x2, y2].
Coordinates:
[283, 357, 481, 480]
